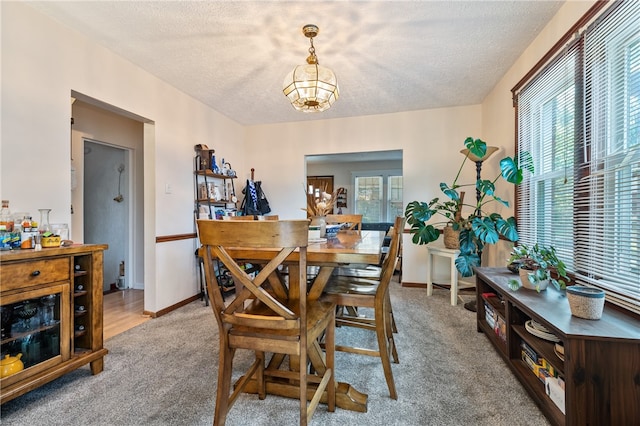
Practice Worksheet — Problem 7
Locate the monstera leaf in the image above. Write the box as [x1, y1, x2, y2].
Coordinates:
[405, 137, 533, 278]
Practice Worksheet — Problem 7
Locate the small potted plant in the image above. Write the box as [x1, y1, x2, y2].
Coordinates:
[507, 244, 570, 292]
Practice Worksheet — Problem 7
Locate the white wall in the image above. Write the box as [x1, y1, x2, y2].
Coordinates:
[245, 106, 483, 284]
[1, 3, 246, 313]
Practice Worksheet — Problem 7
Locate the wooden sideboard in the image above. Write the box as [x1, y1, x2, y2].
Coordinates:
[475, 267, 640, 426]
[0, 244, 108, 404]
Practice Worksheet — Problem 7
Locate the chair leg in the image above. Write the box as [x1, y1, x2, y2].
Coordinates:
[300, 344, 308, 426]
[214, 344, 234, 426]
[256, 351, 266, 400]
[385, 296, 399, 364]
[375, 300, 398, 400]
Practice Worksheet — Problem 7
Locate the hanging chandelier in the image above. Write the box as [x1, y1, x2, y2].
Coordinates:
[283, 24, 339, 113]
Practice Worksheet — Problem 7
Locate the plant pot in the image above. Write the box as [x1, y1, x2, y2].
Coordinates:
[443, 225, 460, 249]
[566, 285, 605, 320]
[519, 268, 548, 291]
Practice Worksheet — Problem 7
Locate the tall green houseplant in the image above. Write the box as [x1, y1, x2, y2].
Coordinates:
[405, 137, 533, 277]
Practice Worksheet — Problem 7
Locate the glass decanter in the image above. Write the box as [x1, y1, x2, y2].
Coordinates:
[38, 209, 52, 234]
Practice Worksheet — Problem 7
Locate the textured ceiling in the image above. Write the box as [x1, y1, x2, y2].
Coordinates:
[28, 1, 563, 126]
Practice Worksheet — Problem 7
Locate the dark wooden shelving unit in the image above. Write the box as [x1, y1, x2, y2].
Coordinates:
[475, 267, 640, 426]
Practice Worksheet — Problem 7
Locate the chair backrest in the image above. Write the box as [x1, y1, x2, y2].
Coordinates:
[197, 219, 309, 333]
[222, 214, 279, 220]
[379, 216, 404, 283]
[325, 214, 363, 232]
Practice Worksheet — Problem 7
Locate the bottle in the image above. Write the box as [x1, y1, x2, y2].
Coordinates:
[0, 200, 13, 232]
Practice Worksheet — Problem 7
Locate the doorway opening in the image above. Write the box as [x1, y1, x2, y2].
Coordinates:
[84, 139, 131, 292]
[71, 92, 152, 336]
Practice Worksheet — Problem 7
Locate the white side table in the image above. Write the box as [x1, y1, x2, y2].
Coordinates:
[426, 245, 473, 306]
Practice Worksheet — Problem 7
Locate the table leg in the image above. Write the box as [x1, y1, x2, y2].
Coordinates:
[450, 255, 458, 306]
[426, 252, 433, 297]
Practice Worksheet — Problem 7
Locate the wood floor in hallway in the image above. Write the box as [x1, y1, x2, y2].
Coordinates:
[103, 289, 150, 340]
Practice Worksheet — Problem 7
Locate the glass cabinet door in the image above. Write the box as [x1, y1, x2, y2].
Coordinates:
[1, 283, 70, 385]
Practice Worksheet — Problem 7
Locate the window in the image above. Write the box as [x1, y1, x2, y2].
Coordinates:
[514, 1, 640, 313]
[353, 171, 403, 222]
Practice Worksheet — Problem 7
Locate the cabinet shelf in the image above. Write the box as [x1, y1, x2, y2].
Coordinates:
[512, 324, 564, 374]
[0, 321, 60, 346]
[194, 170, 236, 179]
[74, 270, 88, 277]
[196, 198, 234, 204]
[74, 290, 88, 297]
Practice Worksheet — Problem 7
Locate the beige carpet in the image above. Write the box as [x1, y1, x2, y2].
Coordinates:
[0, 282, 550, 425]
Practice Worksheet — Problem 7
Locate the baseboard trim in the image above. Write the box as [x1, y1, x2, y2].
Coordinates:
[401, 282, 427, 288]
[143, 294, 201, 318]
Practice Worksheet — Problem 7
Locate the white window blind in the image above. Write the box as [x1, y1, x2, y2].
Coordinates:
[516, 0, 640, 313]
[516, 45, 578, 273]
[578, 0, 640, 310]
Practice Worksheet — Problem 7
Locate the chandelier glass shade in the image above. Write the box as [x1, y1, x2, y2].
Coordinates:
[283, 24, 339, 112]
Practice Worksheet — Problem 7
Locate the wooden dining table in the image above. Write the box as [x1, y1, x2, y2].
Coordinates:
[224, 229, 387, 413]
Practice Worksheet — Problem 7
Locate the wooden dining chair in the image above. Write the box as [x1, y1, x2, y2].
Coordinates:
[325, 214, 362, 232]
[334, 217, 403, 279]
[321, 217, 403, 400]
[332, 216, 403, 334]
[197, 219, 336, 426]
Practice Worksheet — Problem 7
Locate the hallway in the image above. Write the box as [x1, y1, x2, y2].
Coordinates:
[103, 290, 150, 340]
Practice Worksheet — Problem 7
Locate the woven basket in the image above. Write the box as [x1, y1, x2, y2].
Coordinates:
[566, 285, 605, 320]
[443, 226, 460, 249]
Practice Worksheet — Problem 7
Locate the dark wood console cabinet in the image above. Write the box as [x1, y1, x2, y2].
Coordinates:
[475, 267, 640, 426]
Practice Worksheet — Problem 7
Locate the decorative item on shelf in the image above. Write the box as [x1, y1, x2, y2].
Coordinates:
[16, 301, 39, 331]
[283, 24, 339, 113]
[566, 285, 605, 320]
[336, 187, 347, 208]
[0, 353, 24, 378]
[194, 144, 213, 171]
[40, 294, 57, 325]
[507, 244, 570, 292]
[1, 305, 13, 338]
[405, 137, 534, 279]
[211, 154, 220, 174]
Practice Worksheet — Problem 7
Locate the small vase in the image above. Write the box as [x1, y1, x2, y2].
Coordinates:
[310, 216, 327, 238]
